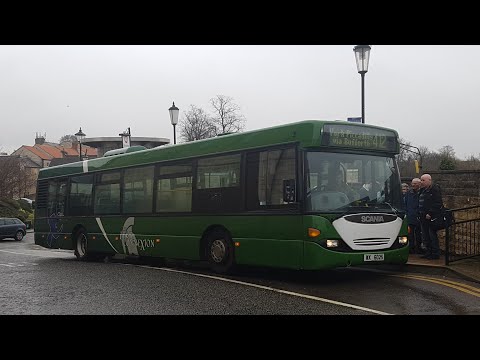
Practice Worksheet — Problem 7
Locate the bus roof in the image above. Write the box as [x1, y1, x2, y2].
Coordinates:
[38, 120, 399, 179]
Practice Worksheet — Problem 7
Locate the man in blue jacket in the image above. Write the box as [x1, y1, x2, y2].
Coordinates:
[405, 178, 422, 254]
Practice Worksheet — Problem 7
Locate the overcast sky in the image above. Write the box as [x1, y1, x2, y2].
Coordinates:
[1, 45, 479, 159]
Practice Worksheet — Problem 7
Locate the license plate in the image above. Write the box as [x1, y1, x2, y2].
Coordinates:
[364, 253, 384, 262]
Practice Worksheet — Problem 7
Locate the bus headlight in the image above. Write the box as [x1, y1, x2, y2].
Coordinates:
[326, 239, 339, 248]
[398, 236, 408, 245]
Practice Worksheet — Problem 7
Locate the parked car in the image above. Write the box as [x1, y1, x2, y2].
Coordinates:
[0, 218, 27, 241]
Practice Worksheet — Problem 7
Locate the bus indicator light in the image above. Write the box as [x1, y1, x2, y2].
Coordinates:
[92, 236, 96, 240]
[235, 242, 240, 247]
[308, 228, 321, 238]
[155, 239, 160, 243]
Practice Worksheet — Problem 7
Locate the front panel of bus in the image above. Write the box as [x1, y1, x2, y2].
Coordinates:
[301, 148, 408, 269]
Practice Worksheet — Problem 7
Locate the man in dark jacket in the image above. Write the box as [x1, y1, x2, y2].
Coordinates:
[418, 174, 443, 260]
[405, 178, 422, 254]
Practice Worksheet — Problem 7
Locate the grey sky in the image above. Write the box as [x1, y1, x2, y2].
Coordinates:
[1, 45, 479, 159]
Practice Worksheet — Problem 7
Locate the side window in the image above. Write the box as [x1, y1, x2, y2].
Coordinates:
[193, 154, 242, 213]
[246, 147, 297, 210]
[156, 163, 192, 213]
[47, 179, 68, 217]
[69, 174, 93, 216]
[5, 219, 15, 225]
[47, 181, 57, 216]
[57, 180, 67, 216]
[0, 219, 5, 226]
[94, 171, 121, 214]
[197, 154, 241, 189]
[123, 166, 154, 213]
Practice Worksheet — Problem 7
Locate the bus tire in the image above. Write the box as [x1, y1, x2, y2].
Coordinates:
[205, 228, 235, 274]
[74, 229, 92, 261]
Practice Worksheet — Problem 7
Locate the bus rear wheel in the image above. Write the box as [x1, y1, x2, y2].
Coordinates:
[74, 229, 91, 261]
[205, 229, 235, 274]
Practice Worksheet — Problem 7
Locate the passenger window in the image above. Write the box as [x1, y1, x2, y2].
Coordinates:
[156, 163, 192, 212]
[123, 166, 154, 213]
[193, 154, 242, 213]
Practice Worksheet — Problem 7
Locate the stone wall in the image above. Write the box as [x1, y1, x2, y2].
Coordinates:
[428, 170, 480, 209]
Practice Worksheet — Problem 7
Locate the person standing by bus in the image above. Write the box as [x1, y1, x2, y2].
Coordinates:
[418, 174, 443, 260]
[405, 178, 422, 254]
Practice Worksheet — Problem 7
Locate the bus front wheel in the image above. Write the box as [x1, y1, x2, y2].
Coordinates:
[205, 229, 235, 274]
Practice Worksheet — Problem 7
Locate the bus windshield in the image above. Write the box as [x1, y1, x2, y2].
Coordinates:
[305, 151, 403, 212]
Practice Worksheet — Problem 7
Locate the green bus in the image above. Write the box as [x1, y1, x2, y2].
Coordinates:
[34, 120, 409, 273]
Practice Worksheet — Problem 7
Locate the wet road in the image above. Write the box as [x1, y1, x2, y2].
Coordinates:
[1, 232, 479, 315]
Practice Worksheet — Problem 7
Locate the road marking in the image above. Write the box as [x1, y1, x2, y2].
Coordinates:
[390, 274, 480, 298]
[0, 261, 39, 267]
[128, 264, 391, 315]
[0, 249, 72, 258]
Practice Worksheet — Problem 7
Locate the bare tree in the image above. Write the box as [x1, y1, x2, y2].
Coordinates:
[59, 134, 78, 145]
[0, 156, 36, 199]
[438, 145, 456, 159]
[209, 95, 246, 135]
[179, 105, 216, 142]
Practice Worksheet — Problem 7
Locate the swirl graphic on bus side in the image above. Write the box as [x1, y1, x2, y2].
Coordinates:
[47, 212, 63, 248]
[120, 217, 139, 255]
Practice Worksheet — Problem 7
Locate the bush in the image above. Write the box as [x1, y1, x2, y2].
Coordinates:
[0, 197, 29, 222]
[18, 199, 33, 213]
[1, 198, 21, 210]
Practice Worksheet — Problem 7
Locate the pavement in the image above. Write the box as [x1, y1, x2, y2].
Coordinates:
[406, 253, 480, 284]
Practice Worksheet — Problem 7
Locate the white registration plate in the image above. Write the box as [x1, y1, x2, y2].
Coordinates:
[364, 253, 384, 262]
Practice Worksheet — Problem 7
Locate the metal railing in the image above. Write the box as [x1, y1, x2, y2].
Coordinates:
[445, 205, 480, 265]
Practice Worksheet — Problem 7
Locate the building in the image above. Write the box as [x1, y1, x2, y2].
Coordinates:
[9, 134, 98, 199]
[8, 134, 170, 199]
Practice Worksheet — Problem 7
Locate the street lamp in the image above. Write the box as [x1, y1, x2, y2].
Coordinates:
[353, 45, 371, 124]
[168, 101, 179, 144]
[75, 127, 86, 161]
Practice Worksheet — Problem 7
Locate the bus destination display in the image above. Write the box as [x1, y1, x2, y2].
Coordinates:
[321, 124, 398, 152]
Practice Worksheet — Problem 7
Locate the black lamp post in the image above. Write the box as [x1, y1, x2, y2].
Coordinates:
[75, 127, 86, 161]
[353, 45, 371, 124]
[168, 101, 179, 144]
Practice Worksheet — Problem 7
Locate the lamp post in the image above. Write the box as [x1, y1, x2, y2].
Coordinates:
[168, 101, 179, 144]
[353, 45, 371, 124]
[119, 127, 131, 148]
[75, 127, 86, 161]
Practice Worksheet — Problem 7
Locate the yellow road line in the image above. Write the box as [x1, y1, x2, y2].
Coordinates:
[403, 274, 480, 293]
[391, 274, 480, 298]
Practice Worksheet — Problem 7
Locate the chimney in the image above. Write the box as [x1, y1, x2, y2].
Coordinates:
[35, 132, 46, 145]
